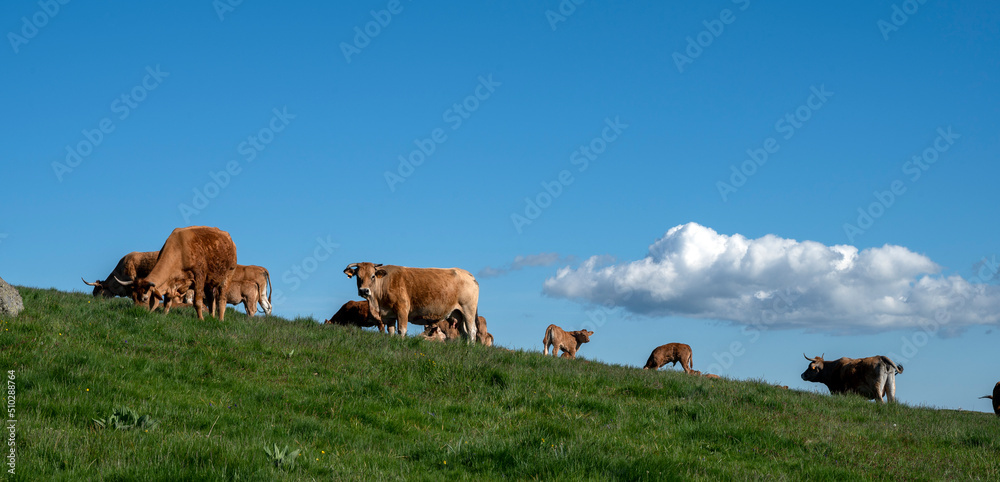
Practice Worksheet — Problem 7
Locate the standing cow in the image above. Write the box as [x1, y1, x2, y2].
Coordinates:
[542, 324, 593, 359]
[324, 300, 386, 332]
[82, 251, 159, 299]
[225, 264, 272, 316]
[120, 226, 237, 321]
[343, 262, 480, 342]
[800, 354, 904, 403]
[643, 343, 697, 374]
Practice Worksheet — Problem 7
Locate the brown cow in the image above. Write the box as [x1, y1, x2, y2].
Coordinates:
[800, 354, 904, 403]
[161, 265, 271, 317]
[225, 265, 272, 316]
[703, 373, 721, 380]
[120, 226, 237, 321]
[82, 251, 158, 299]
[979, 381, 1000, 416]
[542, 324, 593, 359]
[343, 262, 480, 342]
[643, 343, 696, 374]
[419, 316, 493, 346]
[324, 300, 385, 332]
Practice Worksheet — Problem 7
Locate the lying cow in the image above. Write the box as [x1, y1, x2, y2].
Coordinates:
[344, 262, 480, 342]
[121, 226, 237, 321]
[643, 343, 697, 374]
[419, 316, 493, 346]
[800, 354, 904, 403]
[82, 251, 159, 299]
[980, 381, 1000, 416]
[542, 324, 593, 359]
[324, 300, 385, 332]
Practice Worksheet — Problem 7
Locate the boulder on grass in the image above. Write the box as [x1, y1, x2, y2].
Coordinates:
[0, 277, 23, 318]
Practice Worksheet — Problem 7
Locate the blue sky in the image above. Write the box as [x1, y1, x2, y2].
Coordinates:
[3, 1, 1000, 412]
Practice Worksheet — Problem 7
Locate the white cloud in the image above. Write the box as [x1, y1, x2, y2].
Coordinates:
[543, 222, 1000, 333]
[478, 252, 574, 278]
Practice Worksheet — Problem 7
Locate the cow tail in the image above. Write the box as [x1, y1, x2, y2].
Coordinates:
[264, 269, 272, 304]
[881, 356, 903, 374]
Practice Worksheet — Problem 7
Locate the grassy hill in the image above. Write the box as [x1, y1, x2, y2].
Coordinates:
[2, 287, 998, 480]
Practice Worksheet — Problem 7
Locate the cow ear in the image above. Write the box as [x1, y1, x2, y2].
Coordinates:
[343, 265, 358, 278]
[375, 269, 388, 278]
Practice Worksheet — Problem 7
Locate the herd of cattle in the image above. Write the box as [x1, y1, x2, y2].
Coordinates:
[82, 226, 1000, 413]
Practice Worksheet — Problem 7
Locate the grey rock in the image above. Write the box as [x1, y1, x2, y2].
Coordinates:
[0, 277, 23, 318]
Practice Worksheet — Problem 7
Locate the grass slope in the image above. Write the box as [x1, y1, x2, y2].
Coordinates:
[1, 287, 998, 480]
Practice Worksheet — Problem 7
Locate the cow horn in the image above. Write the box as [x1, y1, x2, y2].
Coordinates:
[114, 276, 133, 286]
[81, 277, 101, 287]
[981, 395, 994, 400]
[803, 353, 817, 362]
[374, 263, 383, 268]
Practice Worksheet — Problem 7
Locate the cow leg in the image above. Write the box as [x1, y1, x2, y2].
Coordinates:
[396, 307, 409, 337]
[258, 283, 272, 316]
[245, 290, 258, 317]
[216, 280, 228, 321]
[874, 373, 887, 403]
[193, 278, 207, 321]
[885, 374, 896, 402]
[459, 305, 478, 344]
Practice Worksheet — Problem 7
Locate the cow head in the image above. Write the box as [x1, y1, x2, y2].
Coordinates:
[116, 276, 160, 309]
[420, 324, 446, 342]
[344, 263, 386, 298]
[574, 329, 595, 345]
[81, 277, 111, 297]
[800, 353, 826, 381]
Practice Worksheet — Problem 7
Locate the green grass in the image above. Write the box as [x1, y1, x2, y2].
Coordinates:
[1, 286, 998, 480]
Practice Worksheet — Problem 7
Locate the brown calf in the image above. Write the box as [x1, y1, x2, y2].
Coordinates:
[643, 343, 696, 374]
[542, 324, 593, 359]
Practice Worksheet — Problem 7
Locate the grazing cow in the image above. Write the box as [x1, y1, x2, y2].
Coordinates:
[419, 316, 493, 346]
[542, 324, 593, 359]
[120, 226, 237, 321]
[979, 381, 1000, 416]
[800, 354, 904, 403]
[324, 300, 385, 332]
[82, 251, 159, 299]
[343, 262, 480, 342]
[643, 343, 696, 374]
